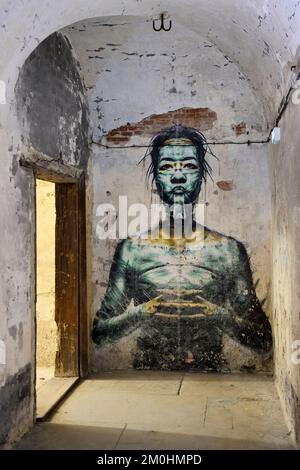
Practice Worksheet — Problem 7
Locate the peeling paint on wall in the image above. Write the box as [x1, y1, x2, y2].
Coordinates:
[15, 33, 89, 168]
[65, 18, 272, 143]
[216, 180, 235, 191]
[231, 122, 247, 136]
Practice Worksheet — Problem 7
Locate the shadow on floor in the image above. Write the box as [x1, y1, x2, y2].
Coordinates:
[15, 422, 292, 450]
[12, 371, 295, 450]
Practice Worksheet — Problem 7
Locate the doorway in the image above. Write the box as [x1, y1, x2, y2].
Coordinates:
[35, 174, 87, 420]
[36, 180, 57, 392]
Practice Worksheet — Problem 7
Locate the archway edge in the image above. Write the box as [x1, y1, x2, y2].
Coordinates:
[1, 0, 299, 119]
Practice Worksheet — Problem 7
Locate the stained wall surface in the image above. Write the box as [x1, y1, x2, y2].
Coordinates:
[64, 19, 273, 372]
[270, 94, 300, 443]
[0, 29, 88, 445]
[0, 0, 300, 446]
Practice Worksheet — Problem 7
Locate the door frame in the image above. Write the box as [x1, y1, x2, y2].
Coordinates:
[21, 151, 88, 378]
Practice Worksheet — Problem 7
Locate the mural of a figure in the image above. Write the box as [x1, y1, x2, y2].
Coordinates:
[92, 125, 272, 371]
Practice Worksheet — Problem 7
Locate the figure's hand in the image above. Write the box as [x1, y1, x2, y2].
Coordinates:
[194, 295, 217, 316]
[139, 294, 219, 319]
[152, 297, 217, 318]
[144, 295, 163, 316]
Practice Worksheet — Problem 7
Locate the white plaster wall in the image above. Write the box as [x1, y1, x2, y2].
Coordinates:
[0, 114, 35, 384]
[65, 18, 267, 142]
[62, 19, 273, 371]
[270, 98, 300, 444]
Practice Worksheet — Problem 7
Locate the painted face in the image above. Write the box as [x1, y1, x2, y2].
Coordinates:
[155, 142, 202, 205]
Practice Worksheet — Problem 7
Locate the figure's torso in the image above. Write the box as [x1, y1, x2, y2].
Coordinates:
[127, 227, 236, 309]
[119, 228, 236, 370]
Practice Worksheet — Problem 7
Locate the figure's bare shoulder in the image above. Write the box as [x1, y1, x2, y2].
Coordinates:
[204, 226, 247, 260]
[112, 238, 138, 266]
[114, 235, 152, 265]
[204, 226, 232, 244]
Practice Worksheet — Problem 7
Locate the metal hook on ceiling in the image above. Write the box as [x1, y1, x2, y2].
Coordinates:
[153, 13, 172, 32]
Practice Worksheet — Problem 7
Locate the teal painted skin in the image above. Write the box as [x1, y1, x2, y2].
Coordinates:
[155, 143, 201, 205]
[92, 135, 272, 371]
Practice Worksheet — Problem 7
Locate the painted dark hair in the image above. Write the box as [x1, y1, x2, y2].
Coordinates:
[140, 125, 215, 185]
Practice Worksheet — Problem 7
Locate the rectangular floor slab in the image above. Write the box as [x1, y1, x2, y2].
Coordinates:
[36, 377, 79, 420]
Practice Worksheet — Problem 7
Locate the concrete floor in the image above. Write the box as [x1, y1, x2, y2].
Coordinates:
[16, 371, 293, 450]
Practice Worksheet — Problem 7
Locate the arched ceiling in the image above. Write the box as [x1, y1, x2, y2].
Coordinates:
[1, 0, 300, 137]
[62, 15, 275, 141]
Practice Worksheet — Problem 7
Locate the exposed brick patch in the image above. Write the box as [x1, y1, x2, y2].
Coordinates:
[232, 122, 246, 136]
[105, 107, 217, 144]
[216, 180, 235, 191]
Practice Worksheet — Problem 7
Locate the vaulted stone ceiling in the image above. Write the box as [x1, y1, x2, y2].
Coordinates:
[64, 16, 271, 142]
[1, 0, 300, 139]
[61, 1, 300, 141]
